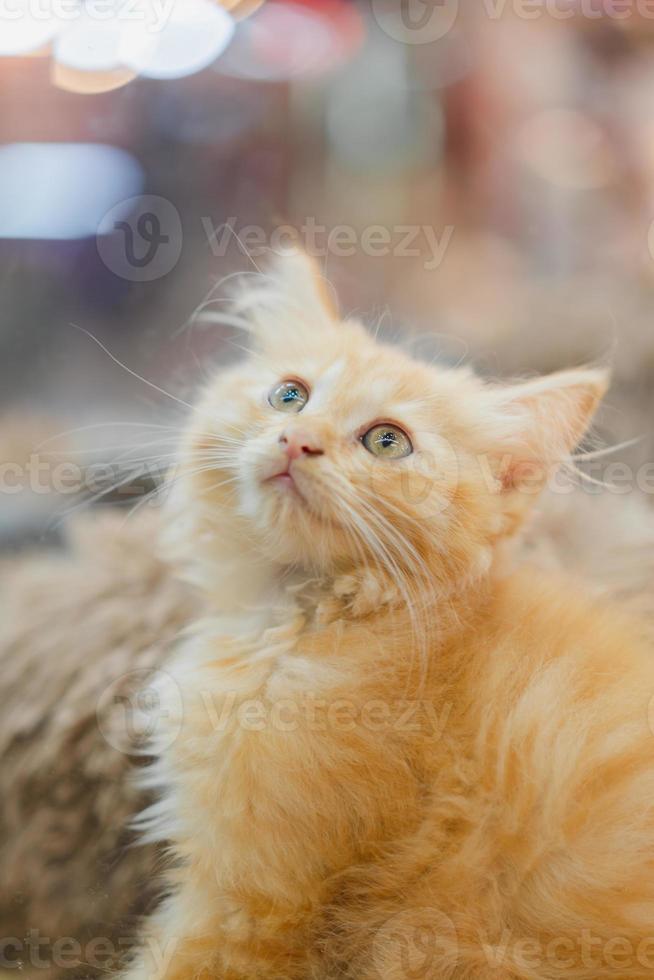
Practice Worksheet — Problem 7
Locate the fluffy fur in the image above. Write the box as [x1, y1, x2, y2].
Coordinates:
[0, 511, 199, 974]
[2, 491, 654, 976]
[118, 252, 654, 980]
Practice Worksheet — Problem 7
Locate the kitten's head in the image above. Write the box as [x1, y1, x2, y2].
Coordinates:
[167, 251, 607, 609]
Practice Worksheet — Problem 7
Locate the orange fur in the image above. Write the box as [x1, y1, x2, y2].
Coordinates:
[125, 252, 654, 980]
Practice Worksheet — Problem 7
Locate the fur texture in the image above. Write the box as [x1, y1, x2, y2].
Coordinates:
[2, 488, 654, 976]
[118, 252, 654, 980]
[0, 511, 199, 975]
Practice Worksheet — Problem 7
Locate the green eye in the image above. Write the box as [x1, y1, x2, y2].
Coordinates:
[268, 380, 309, 413]
[362, 424, 412, 459]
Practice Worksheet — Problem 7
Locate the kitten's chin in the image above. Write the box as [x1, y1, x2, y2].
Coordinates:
[264, 470, 309, 505]
[240, 475, 348, 571]
[256, 467, 336, 526]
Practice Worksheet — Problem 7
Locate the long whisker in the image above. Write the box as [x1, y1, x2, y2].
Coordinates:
[138, 460, 237, 507]
[34, 420, 202, 450]
[123, 470, 239, 526]
[71, 323, 197, 413]
[572, 435, 645, 461]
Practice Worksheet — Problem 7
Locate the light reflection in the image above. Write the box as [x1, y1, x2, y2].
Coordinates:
[0, 0, 60, 55]
[514, 109, 615, 190]
[218, 0, 265, 17]
[217, 0, 364, 80]
[52, 62, 138, 94]
[52, 15, 138, 92]
[0, 144, 144, 240]
[121, 0, 235, 79]
[54, 17, 125, 73]
[0, 0, 238, 87]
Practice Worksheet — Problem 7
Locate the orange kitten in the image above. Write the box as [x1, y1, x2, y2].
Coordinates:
[126, 252, 654, 980]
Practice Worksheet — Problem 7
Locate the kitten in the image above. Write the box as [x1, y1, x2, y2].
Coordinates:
[126, 251, 654, 980]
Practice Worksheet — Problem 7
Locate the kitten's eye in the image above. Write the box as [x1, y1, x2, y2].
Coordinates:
[268, 380, 309, 413]
[361, 424, 412, 459]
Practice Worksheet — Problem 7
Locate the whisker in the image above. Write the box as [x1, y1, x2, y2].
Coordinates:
[572, 435, 644, 461]
[34, 420, 201, 451]
[71, 323, 196, 413]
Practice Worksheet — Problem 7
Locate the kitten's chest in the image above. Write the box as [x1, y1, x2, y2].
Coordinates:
[148, 608, 467, 886]
[164, 610, 352, 763]
[154, 612, 421, 873]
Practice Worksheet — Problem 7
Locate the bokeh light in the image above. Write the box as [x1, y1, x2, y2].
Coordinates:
[1, 0, 239, 87]
[218, 0, 265, 18]
[54, 16, 126, 73]
[514, 108, 615, 190]
[0, 144, 144, 240]
[217, 0, 364, 80]
[52, 15, 138, 92]
[0, 0, 60, 55]
[120, 0, 235, 80]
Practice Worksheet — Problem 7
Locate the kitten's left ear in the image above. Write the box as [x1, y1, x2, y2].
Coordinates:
[232, 248, 339, 349]
[270, 248, 339, 321]
[488, 367, 609, 492]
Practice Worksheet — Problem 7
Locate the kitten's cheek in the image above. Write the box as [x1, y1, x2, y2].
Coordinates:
[237, 479, 266, 522]
[231, 456, 266, 520]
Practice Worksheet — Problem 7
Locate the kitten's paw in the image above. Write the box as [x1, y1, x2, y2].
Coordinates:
[331, 568, 399, 618]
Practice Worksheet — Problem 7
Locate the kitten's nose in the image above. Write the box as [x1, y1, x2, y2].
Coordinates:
[279, 428, 325, 460]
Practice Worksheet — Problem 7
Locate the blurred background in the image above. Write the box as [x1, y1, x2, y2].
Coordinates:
[2, 0, 654, 547]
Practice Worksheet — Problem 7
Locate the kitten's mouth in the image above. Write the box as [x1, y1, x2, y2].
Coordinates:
[262, 464, 347, 533]
[264, 461, 337, 518]
[265, 464, 305, 500]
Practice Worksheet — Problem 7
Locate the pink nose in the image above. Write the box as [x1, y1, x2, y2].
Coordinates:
[279, 428, 325, 460]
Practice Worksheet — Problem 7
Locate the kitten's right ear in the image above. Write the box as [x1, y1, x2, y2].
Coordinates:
[230, 248, 339, 351]
[487, 367, 609, 493]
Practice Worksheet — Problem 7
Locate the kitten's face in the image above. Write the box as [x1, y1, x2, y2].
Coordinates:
[190, 330, 487, 580]
[174, 252, 606, 599]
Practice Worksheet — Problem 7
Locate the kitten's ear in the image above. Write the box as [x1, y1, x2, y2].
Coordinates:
[488, 367, 609, 492]
[232, 248, 339, 349]
[270, 248, 339, 320]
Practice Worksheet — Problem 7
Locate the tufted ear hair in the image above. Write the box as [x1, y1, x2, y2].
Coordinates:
[486, 367, 609, 494]
[229, 248, 339, 352]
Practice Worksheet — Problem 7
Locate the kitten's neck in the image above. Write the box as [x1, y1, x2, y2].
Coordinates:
[191, 557, 486, 652]
[160, 501, 490, 631]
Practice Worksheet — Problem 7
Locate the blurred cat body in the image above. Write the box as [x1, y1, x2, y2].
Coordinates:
[127, 253, 654, 980]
